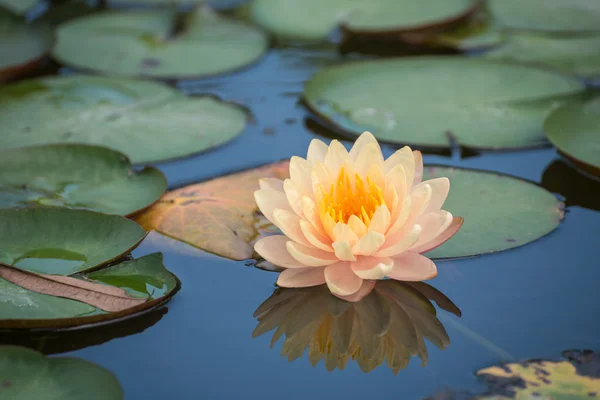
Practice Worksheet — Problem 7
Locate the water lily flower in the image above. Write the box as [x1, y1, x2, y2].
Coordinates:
[254, 131, 462, 302]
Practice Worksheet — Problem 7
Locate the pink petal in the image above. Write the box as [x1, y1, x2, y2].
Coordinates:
[259, 178, 284, 192]
[384, 146, 414, 182]
[366, 163, 386, 189]
[273, 208, 311, 246]
[387, 251, 437, 281]
[412, 217, 463, 254]
[347, 215, 367, 238]
[324, 140, 350, 174]
[333, 241, 356, 261]
[351, 256, 394, 280]
[299, 219, 332, 252]
[321, 211, 336, 239]
[334, 279, 375, 302]
[289, 156, 312, 192]
[307, 139, 328, 163]
[412, 210, 453, 249]
[375, 224, 422, 258]
[283, 179, 303, 217]
[254, 189, 292, 224]
[349, 131, 380, 161]
[354, 143, 384, 176]
[311, 162, 333, 197]
[333, 223, 358, 245]
[301, 196, 326, 236]
[352, 231, 385, 256]
[368, 205, 391, 235]
[412, 150, 423, 186]
[385, 164, 407, 204]
[255, 236, 306, 269]
[418, 177, 449, 213]
[388, 195, 411, 235]
[277, 266, 326, 288]
[324, 261, 363, 296]
[384, 184, 400, 220]
[287, 241, 339, 267]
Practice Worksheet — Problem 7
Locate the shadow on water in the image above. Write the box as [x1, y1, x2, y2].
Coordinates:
[542, 159, 600, 212]
[253, 280, 460, 374]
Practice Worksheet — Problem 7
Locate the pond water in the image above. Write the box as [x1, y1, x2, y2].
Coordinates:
[4, 46, 600, 398]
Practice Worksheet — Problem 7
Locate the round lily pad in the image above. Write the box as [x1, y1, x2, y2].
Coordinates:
[488, 0, 600, 34]
[303, 57, 585, 150]
[544, 96, 600, 177]
[0, 346, 123, 399]
[483, 32, 600, 78]
[0, 252, 180, 329]
[52, 8, 268, 78]
[0, 207, 146, 275]
[0, 145, 166, 216]
[0, 10, 51, 82]
[0, 75, 247, 164]
[248, 0, 479, 42]
[424, 166, 563, 259]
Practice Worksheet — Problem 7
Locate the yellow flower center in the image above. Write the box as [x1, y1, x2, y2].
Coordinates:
[318, 166, 386, 225]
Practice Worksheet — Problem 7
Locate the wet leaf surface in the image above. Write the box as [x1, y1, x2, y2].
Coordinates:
[0, 144, 167, 216]
[0, 75, 247, 163]
[0, 345, 123, 400]
[303, 57, 586, 150]
[136, 161, 289, 260]
[0, 207, 146, 275]
[53, 8, 269, 78]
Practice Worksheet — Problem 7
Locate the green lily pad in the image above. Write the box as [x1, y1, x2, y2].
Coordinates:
[0, 10, 51, 82]
[0, 346, 123, 399]
[0, 75, 247, 164]
[544, 96, 600, 177]
[52, 8, 268, 78]
[424, 166, 563, 259]
[0, 144, 167, 216]
[0, 0, 40, 15]
[248, 0, 479, 42]
[488, 0, 600, 34]
[0, 252, 180, 329]
[303, 57, 585, 150]
[0, 207, 146, 275]
[483, 32, 600, 78]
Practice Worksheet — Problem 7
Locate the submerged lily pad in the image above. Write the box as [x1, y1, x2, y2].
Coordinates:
[136, 161, 290, 261]
[0, 0, 40, 15]
[0, 10, 51, 82]
[248, 0, 480, 42]
[483, 32, 600, 78]
[0, 252, 180, 329]
[544, 96, 600, 177]
[0, 346, 123, 399]
[53, 8, 268, 78]
[303, 57, 585, 150]
[0, 144, 167, 216]
[488, 0, 600, 34]
[0, 75, 247, 163]
[0, 207, 146, 275]
[425, 166, 563, 259]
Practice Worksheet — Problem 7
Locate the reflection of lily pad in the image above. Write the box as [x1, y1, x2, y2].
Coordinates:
[424, 166, 563, 259]
[248, 0, 480, 42]
[53, 8, 268, 78]
[483, 33, 600, 78]
[253, 280, 459, 374]
[0, 144, 167, 216]
[0, 253, 180, 329]
[488, 0, 600, 34]
[303, 57, 585, 150]
[0, 346, 123, 399]
[0, 10, 51, 82]
[544, 96, 600, 177]
[0, 75, 247, 163]
[136, 161, 289, 261]
[0, 207, 146, 275]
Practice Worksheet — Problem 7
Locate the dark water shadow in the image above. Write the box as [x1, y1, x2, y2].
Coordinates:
[541, 159, 600, 212]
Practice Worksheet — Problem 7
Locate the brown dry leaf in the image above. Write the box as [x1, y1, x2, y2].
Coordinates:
[135, 161, 290, 260]
[0, 263, 146, 312]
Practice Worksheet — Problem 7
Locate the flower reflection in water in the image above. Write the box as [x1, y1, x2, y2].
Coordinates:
[253, 280, 460, 374]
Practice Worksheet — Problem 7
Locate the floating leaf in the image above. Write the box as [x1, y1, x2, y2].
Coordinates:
[424, 166, 564, 259]
[0, 10, 51, 82]
[0, 346, 123, 400]
[0, 75, 247, 164]
[488, 0, 600, 34]
[53, 8, 268, 78]
[542, 160, 600, 212]
[0, 0, 40, 15]
[253, 280, 459, 374]
[0, 253, 180, 329]
[303, 57, 585, 150]
[0, 144, 166, 216]
[136, 161, 289, 261]
[0, 207, 146, 275]
[483, 32, 600, 78]
[544, 96, 600, 177]
[247, 0, 480, 42]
